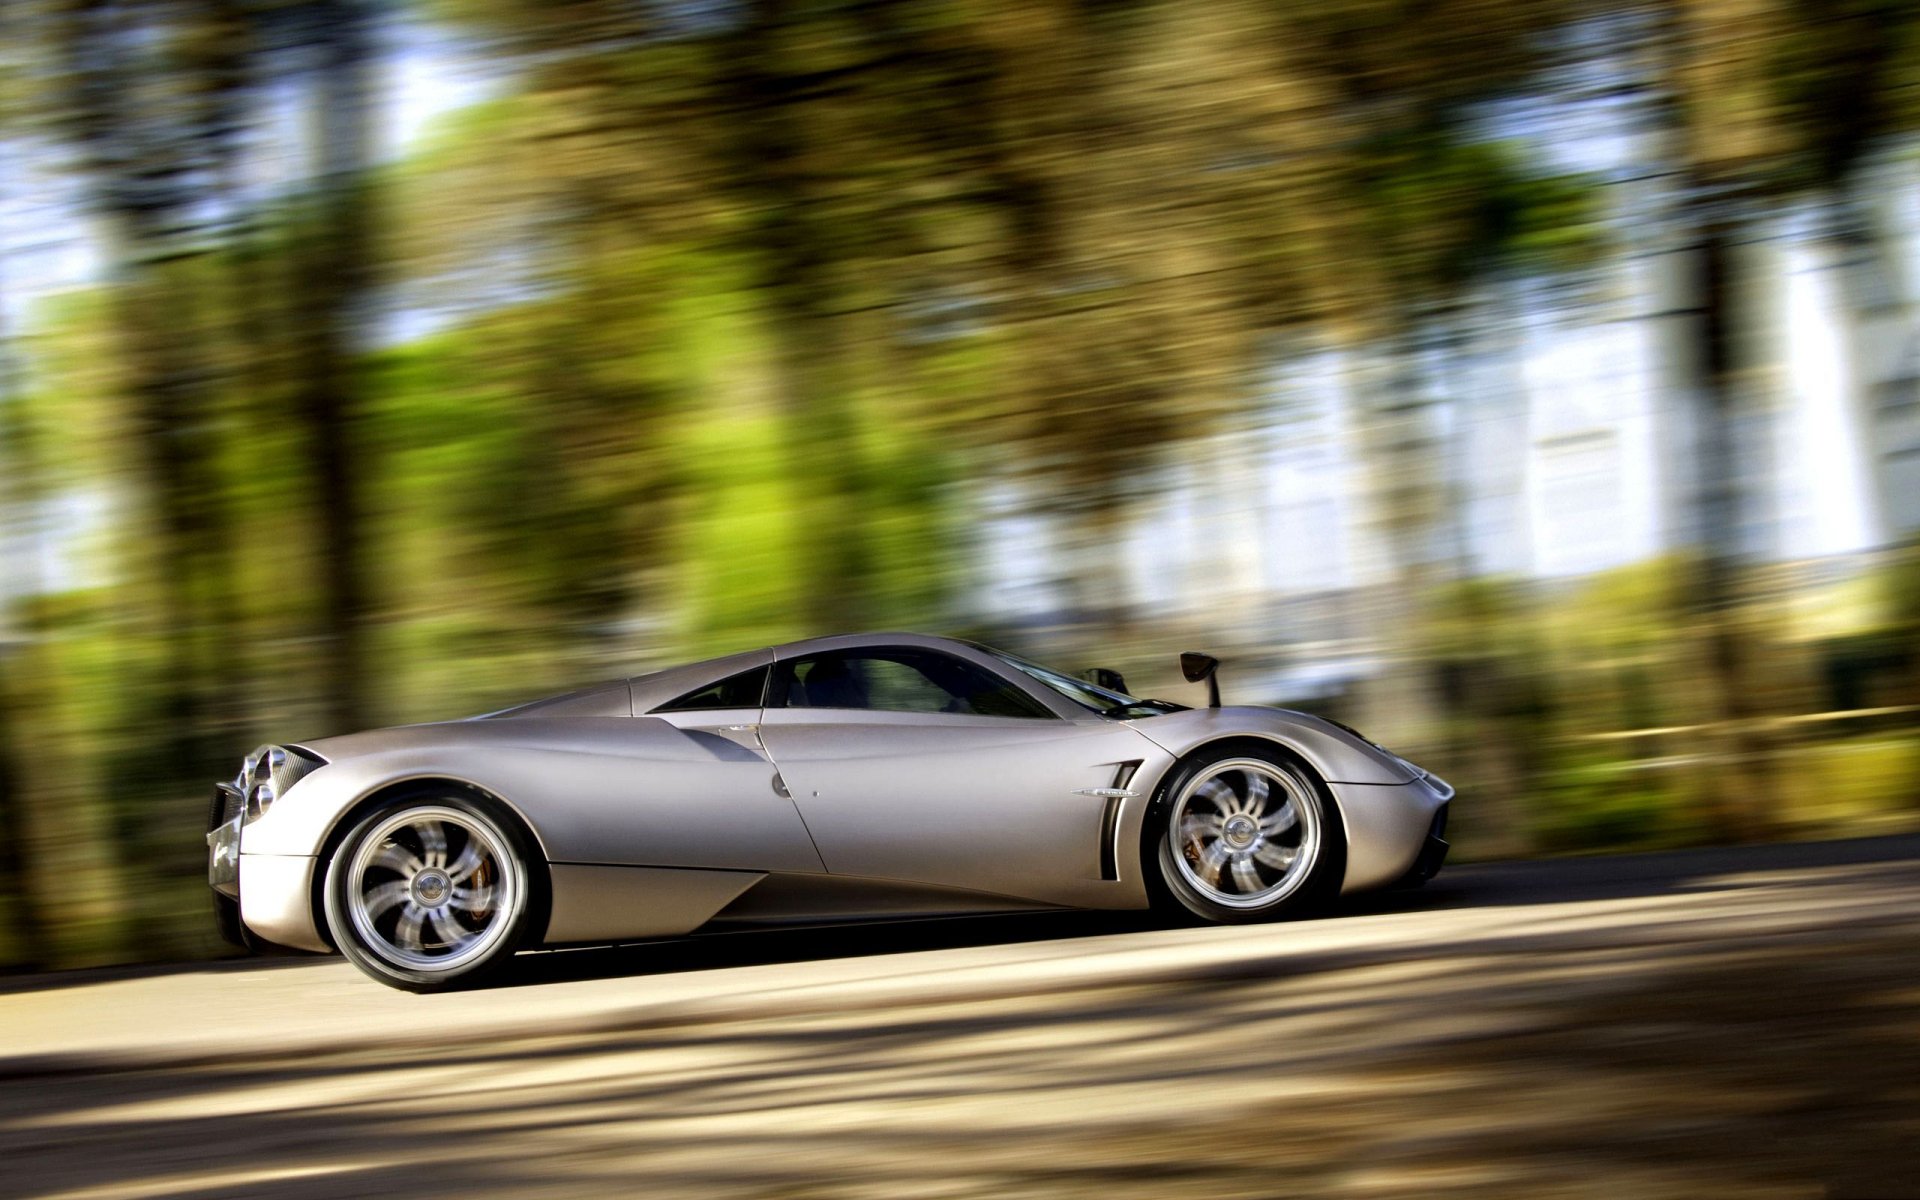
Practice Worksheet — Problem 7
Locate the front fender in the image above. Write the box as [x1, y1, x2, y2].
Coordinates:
[1127, 707, 1418, 785]
[1125, 707, 1444, 895]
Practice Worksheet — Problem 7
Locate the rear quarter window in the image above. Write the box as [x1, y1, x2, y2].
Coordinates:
[656, 665, 770, 712]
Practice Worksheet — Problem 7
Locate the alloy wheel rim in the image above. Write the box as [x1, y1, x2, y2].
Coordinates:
[345, 805, 517, 972]
[1170, 758, 1320, 909]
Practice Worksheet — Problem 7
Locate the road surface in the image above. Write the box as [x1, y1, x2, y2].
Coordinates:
[4, 836, 1919, 1199]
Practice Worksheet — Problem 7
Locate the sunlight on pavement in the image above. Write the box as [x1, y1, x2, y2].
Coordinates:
[3, 844, 1917, 1199]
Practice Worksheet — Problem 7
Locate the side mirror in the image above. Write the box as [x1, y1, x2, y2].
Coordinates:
[1180, 652, 1221, 708]
[1081, 667, 1128, 693]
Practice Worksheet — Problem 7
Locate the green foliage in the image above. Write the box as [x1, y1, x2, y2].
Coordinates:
[1533, 754, 1702, 852]
[1354, 135, 1607, 310]
[1, 0, 1917, 969]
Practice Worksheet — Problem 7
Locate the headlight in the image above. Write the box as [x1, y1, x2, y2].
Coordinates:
[238, 744, 324, 825]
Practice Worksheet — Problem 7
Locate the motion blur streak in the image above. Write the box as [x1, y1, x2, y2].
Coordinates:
[4, 839, 1918, 1198]
[0, 0, 1917, 969]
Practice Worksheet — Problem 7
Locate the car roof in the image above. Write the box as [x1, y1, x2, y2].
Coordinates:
[765, 631, 976, 658]
[623, 632, 1080, 718]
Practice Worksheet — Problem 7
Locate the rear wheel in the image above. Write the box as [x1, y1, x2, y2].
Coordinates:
[1151, 746, 1343, 924]
[324, 795, 536, 992]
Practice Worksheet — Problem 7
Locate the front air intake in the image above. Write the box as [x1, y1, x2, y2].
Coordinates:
[207, 782, 244, 832]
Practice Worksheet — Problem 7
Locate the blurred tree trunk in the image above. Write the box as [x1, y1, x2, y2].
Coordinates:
[0, 192, 54, 969]
[1649, 0, 1920, 837]
[1896, 536, 1920, 717]
[729, 1, 872, 631]
[55, 0, 221, 856]
[1682, 209, 1781, 838]
[1642, 0, 1781, 839]
[1353, 334, 1447, 753]
[756, 255, 872, 629]
[0, 658, 49, 969]
[291, 0, 376, 732]
[53, 4, 278, 921]
[197, 0, 267, 750]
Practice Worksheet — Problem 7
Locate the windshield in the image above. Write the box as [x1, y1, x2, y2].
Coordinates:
[988, 650, 1185, 719]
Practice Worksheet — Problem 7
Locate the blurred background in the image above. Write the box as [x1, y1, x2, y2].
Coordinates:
[1, 0, 1918, 970]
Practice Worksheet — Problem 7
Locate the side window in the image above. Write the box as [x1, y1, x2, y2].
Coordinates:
[777, 650, 1052, 718]
[656, 665, 769, 712]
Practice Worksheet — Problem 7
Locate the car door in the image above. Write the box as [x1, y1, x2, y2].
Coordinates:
[754, 646, 1171, 907]
[608, 660, 824, 873]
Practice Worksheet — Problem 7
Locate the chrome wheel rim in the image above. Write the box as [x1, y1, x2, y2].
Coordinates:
[1170, 758, 1320, 909]
[345, 805, 518, 972]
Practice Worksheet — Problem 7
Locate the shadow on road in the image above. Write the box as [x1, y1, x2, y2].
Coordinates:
[2, 833, 1917, 1199]
[1343, 830, 1920, 911]
[504, 909, 1169, 989]
[7, 833, 1917, 999]
[505, 832, 1920, 989]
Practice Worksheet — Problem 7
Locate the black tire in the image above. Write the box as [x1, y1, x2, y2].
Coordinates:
[323, 791, 540, 992]
[1147, 743, 1345, 925]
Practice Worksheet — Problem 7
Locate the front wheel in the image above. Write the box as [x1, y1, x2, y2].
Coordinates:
[1151, 748, 1343, 924]
[324, 795, 536, 992]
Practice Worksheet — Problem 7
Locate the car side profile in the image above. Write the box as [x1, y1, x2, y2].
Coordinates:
[208, 633, 1452, 991]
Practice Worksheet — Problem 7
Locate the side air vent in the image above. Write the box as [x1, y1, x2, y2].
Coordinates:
[1097, 760, 1143, 881]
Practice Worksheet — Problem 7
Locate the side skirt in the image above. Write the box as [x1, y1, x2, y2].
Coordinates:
[702, 871, 1068, 929]
[542, 864, 764, 946]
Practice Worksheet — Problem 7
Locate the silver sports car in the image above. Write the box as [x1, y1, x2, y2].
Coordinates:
[207, 633, 1452, 990]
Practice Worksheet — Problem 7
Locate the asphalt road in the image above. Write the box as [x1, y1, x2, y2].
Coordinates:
[4, 835, 1919, 1199]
